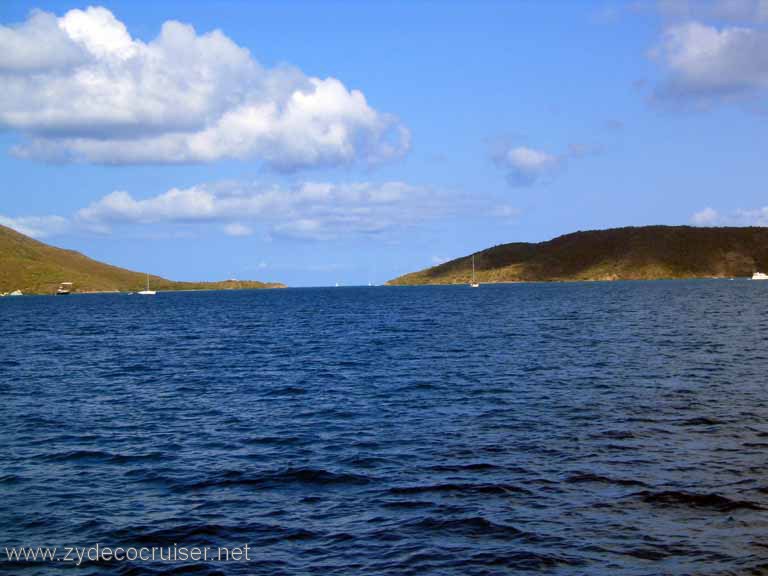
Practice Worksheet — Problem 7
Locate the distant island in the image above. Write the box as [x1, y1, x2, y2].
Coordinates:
[387, 226, 768, 285]
[0, 224, 285, 294]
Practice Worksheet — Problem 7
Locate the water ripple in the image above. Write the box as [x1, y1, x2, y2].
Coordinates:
[2, 281, 768, 575]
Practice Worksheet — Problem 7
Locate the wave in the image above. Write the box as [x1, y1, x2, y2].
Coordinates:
[116, 557, 289, 575]
[379, 499, 435, 509]
[240, 435, 306, 446]
[402, 516, 525, 538]
[637, 490, 764, 512]
[427, 462, 502, 472]
[679, 417, 725, 426]
[565, 473, 647, 487]
[41, 450, 165, 464]
[591, 430, 637, 440]
[181, 467, 374, 491]
[464, 550, 585, 570]
[389, 482, 531, 496]
[111, 521, 318, 547]
[266, 385, 307, 395]
[620, 543, 711, 561]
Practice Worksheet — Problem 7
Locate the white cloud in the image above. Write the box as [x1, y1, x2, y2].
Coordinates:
[491, 142, 595, 188]
[492, 145, 560, 187]
[490, 204, 521, 218]
[653, 21, 768, 101]
[657, 0, 768, 22]
[691, 205, 768, 225]
[508, 147, 558, 170]
[0, 7, 409, 169]
[73, 180, 445, 240]
[650, 1, 768, 104]
[0, 214, 70, 238]
[78, 188, 219, 223]
[0, 9, 87, 71]
[691, 206, 720, 225]
[2, 180, 447, 241]
[223, 223, 253, 237]
[735, 206, 768, 225]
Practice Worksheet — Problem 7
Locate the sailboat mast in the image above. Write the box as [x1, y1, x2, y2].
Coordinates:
[472, 255, 475, 283]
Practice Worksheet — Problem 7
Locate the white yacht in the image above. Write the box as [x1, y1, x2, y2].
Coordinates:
[752, 272, 768, 280]
[56, 282, 72, 295]
[470, 255, 480, 288]
[138, 273, 156, 295]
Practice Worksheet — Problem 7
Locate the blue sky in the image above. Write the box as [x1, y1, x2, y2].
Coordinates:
[1, 0, 767, 286]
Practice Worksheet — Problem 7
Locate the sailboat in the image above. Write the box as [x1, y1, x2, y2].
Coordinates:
[470, 255, 480, 288]
[138, 273, 156, 295]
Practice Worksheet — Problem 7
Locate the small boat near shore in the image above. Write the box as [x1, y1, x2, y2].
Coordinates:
[56, 282, 73, 295]
[138, 273, 156, 295]
[752, 272, 768, 280]
[470, 255, 479, 288]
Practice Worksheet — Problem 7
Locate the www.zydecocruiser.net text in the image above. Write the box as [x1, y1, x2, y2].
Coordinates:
[4, 544, 251, 566]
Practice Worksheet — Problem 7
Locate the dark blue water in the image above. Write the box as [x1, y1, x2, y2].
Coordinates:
[2, 282, 768, 575]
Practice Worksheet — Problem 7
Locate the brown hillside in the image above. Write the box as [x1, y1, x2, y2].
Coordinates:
[0, 224, 285, 294]
[387, 226, 768, 285]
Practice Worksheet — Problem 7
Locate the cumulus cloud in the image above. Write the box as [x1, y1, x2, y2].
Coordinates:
[223, 223, 254, 237]
[657, 0, 768, 23]
[691, 206, 721, 225]
[491, 142, 595, 188]
[648, 0, 768, 105]
[652, 20, 768, 102]
[492, 146, 561, 187]
[0, 9, 87, 71]
[0, 214, 70, 238]
[691, 205, 768, 225]
[735, 206, 768, 225]
[72, 180, 445, 240]
[0, 7, 409, 168]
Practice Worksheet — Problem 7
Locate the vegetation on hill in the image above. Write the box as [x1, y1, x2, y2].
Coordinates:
[387, 226, 768, 285]
[0, 224, 285, 294]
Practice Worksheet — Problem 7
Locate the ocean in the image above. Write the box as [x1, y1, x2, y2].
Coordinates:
[2, 281, 767, 575]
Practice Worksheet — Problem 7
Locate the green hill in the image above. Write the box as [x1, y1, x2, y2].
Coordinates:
[0, 224, 285, 294]
[387, 225, 768, 285]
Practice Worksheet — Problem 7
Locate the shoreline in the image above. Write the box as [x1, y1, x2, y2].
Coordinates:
[3, 285, 287, 296]
[385, 275, 746, 287]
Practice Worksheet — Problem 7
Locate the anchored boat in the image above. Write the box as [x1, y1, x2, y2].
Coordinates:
[138, 273, 156, 295]
[470, 255, 479, 288]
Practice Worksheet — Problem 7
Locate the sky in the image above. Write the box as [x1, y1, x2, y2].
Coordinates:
[1, 0, 767, 286]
